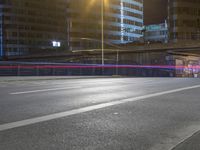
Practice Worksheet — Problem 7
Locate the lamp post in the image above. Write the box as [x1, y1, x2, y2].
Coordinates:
[101, 0, 105, 69]
[0, 13, 4, 58]
[101, 0, 105, 75]
[89, 0, 106, 72]
[116, 50, 119, 75]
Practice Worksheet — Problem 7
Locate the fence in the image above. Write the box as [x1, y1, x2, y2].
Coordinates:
[0, 61, 177, 77]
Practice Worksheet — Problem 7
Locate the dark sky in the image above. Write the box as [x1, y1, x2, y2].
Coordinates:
[144, 0, 168, 25]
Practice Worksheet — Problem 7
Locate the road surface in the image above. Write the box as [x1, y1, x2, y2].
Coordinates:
[0, 77, 200, 150]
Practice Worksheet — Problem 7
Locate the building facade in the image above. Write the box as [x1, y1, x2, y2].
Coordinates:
[144, 21, 168, 43]
[67, 0, 144, 50]
[0, 0, 143, 57]
[0, 0, 68, 57]
[168, 0, 200, 43]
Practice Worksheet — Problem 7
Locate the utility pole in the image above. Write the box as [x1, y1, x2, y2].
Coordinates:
[0, 13, 4, 59]
[101, 0, 104, 75]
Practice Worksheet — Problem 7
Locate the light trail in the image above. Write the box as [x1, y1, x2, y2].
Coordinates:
[0, 64, 200, 70]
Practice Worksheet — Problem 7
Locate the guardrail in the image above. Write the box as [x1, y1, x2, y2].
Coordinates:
[0, 61, 193, 77]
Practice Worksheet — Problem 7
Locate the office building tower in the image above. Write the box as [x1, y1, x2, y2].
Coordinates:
[145, 21, 168, 43]
[0, 0, 68, 57]
[67, 0, 144, 50]
[168, 0, 200, 42]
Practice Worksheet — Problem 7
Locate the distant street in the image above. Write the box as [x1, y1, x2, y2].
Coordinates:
[0, 77, 200, 150]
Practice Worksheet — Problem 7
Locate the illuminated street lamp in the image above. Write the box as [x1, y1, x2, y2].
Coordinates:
[101, 0, 104, 66]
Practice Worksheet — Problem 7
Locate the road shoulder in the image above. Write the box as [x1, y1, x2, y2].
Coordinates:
[172, 131, 200, 150]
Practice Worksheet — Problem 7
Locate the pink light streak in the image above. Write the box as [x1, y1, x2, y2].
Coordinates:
[0, 65, 200, 69]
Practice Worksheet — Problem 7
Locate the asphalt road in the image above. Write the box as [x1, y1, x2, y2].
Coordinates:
[0, 77, 200, 150]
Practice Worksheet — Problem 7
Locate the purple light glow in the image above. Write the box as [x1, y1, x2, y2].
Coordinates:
[0, 64, 200, 70]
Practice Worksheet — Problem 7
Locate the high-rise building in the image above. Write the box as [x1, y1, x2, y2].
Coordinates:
[0, 0, 68, 57]
[0, 0, 143, 57]
[168, 0, 200, 43]
[67, 0, 144, 50]
[144, 21, 168, 43]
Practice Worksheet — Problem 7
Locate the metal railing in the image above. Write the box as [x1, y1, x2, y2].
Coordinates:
[0, 61, 187, 77]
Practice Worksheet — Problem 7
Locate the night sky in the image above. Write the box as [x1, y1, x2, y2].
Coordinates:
[144, 0, 168, 25]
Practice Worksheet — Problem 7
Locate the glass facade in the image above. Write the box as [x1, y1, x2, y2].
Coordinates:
[168, 0, 200, 42]
[0, 0, 143, 56]
[67, 0, 143, 50]
[0, 0, 68, 56]
[145, 22, 168, 43]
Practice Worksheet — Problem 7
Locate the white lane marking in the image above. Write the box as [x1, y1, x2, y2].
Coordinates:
[9, 80, 157, 95]
[1, 84, 200, 132]
[10, 86, 81, 95]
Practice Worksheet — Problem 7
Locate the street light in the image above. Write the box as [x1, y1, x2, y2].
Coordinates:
[89, 0, 108, 69]
[92, 0, 106, 63]
[101, 0, 104, 66]
[0, 13, 4, 58]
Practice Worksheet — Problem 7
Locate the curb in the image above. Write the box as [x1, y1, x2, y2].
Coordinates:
[0, 76, 113, 82]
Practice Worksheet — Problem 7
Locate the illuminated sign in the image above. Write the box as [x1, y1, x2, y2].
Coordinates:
[52, 41, 61, 47]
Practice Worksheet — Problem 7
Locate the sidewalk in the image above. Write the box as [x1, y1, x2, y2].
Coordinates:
[172, 131, 200, 150]
[0, 76, 111, 82]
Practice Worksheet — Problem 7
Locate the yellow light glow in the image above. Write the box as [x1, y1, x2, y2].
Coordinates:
[103, 0, 109, 9]
[87, 0, 109, 10]
[89, 0, 96, 6]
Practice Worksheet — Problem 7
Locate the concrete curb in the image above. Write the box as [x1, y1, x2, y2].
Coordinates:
[0, 76, 114, 82]
[171, 131, 200, 150]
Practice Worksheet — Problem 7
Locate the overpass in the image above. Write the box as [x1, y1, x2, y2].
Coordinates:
[1, 41, 199, 61]
[0, 42, 200, 77]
